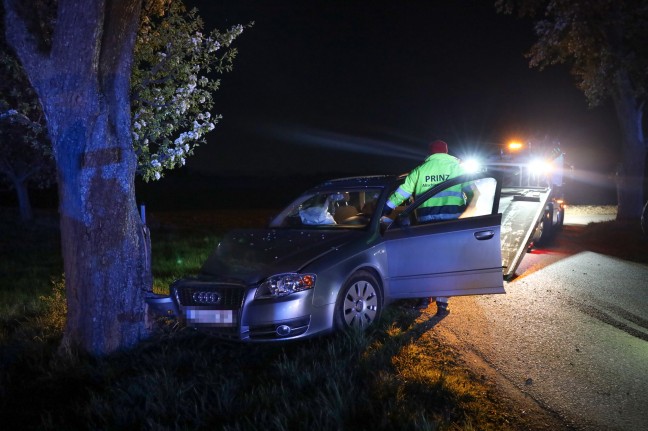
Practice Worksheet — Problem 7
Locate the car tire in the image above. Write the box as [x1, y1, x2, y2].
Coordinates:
[556, 206, 564, 228]
[334, 270, 383, 331]
[535, 209, 553, 246]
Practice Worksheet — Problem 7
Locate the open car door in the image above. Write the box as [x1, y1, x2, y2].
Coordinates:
[383, 173, 505, 299]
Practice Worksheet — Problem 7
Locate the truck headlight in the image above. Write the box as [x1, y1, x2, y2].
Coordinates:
[255, 273, 316, 299]
[461, 158, 483, 174]
[528, 159, 553, 176]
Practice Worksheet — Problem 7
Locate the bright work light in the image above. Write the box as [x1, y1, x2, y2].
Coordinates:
[461, 158, 483, 174]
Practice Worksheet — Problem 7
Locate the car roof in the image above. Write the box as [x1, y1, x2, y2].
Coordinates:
[309, 175, 402, 192]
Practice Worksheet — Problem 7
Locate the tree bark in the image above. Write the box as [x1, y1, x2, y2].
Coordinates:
[612, 70, 646, 221]
[4, 0, 150, 355]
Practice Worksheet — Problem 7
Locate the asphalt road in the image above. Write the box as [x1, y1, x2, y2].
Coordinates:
[435, 208, 648, 431]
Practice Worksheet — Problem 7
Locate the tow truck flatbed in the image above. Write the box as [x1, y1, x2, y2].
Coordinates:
[499, 186, 553, 280]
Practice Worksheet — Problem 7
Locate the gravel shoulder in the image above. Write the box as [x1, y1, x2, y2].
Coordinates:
[563, 205, 617, 225]
[431, 204, 648, 430]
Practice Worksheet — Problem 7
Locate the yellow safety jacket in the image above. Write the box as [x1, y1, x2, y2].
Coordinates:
[386, 153, 467, 221]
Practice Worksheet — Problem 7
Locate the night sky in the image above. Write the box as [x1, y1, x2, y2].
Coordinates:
[184, 0, 621, 179]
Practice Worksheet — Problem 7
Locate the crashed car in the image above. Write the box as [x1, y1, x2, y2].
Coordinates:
[148, 172, 505, 341]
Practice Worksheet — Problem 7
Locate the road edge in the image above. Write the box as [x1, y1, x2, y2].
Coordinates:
[436, 325, 579, 431]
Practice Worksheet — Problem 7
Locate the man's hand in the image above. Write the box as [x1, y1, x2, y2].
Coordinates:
[380, 216, 393, 224]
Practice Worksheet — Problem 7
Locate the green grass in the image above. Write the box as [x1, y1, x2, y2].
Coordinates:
[2, 300, 515, 431]
[1, 207, 596, 430]
[0, 210, 63, 335]
[150, 227, 218, 294]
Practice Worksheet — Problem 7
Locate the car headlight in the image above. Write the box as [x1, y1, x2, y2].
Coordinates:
[255, 273, 317, 299]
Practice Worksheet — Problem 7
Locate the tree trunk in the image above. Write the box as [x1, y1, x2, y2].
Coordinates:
[4, 0, 150, 355]
[612, 70, 646, 221]
[57, 130, 152, 354]
[14, 178, 33, 222]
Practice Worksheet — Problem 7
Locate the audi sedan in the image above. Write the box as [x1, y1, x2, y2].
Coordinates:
[148, 172, 505, 341]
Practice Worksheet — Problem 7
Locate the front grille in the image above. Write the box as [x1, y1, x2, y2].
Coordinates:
[175, 284, 245, 309]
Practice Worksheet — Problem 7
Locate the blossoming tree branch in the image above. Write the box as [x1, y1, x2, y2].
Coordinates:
[132, 1, 249, 182]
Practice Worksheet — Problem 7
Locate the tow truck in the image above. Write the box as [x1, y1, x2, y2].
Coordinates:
[464, 141, 568, 280]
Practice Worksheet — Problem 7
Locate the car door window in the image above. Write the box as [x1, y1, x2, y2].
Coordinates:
[391, 175, 499, 228]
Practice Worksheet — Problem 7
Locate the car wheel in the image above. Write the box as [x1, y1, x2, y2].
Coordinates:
[556, 206, 564, 228]
[334, 271, 382, 331]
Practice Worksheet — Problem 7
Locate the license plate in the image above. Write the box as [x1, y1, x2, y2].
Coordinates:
[186, 309, 236, 326]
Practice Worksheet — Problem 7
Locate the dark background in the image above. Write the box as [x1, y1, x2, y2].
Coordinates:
[2, 0, 622, 211]
[160, 0, 620, 208]
[184, 0, 620, 175]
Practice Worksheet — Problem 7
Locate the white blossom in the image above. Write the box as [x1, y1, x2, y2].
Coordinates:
[131, 4, 247, 182]
[209, 41, 221, 53]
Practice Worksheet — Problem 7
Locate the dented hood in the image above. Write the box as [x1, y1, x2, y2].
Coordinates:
[200, 228, 363, 284]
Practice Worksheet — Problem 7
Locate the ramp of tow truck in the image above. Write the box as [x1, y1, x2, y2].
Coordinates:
[499, 187, 552, 280]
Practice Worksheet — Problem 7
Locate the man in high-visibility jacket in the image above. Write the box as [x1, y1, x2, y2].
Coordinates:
[380, 139, 470, 314]
[382, 139, 469, 221]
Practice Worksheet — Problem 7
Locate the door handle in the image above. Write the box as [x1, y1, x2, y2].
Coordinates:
[474, 230, 494, 240]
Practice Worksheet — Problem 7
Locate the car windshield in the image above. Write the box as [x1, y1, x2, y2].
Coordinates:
[269, 188, 383, 229]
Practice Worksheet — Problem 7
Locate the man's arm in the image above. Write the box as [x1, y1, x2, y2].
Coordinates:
[381, 170, 418, 218]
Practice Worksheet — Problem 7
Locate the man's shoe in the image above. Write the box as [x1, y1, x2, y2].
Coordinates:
[414, 297, 432, 310]
[435, 302, 450, 316]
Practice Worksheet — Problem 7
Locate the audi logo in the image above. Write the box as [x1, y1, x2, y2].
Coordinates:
[192, 291, 221, 304]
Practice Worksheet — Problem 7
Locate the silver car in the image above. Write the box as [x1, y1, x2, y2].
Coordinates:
[156, 172, 505, 341]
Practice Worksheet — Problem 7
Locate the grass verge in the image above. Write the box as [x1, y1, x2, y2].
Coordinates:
[2, 207, 644, 430]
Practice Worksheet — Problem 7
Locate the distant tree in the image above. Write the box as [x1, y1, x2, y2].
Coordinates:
[0, 38, 54, 221]
[1, 0, 245, 220]
[2, 0, 245, 355]
[497, 0, 648, 220]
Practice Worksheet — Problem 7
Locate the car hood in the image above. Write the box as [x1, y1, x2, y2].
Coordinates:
[200, 228, 364, 284]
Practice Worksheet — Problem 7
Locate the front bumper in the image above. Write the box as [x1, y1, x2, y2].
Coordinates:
[145, 293, 179, 317]
[170, 280, 326, 342]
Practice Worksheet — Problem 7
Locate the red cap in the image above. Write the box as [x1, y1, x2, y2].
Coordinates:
[428, 140, 448, 154]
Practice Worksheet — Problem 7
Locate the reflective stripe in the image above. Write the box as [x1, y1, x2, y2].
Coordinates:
[416, 205, 466, 222]
[420, 193, 465, 208]
[387, 186, 412, 208]
[433, 190, 464, 199]
[394, 186, 411, 199]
